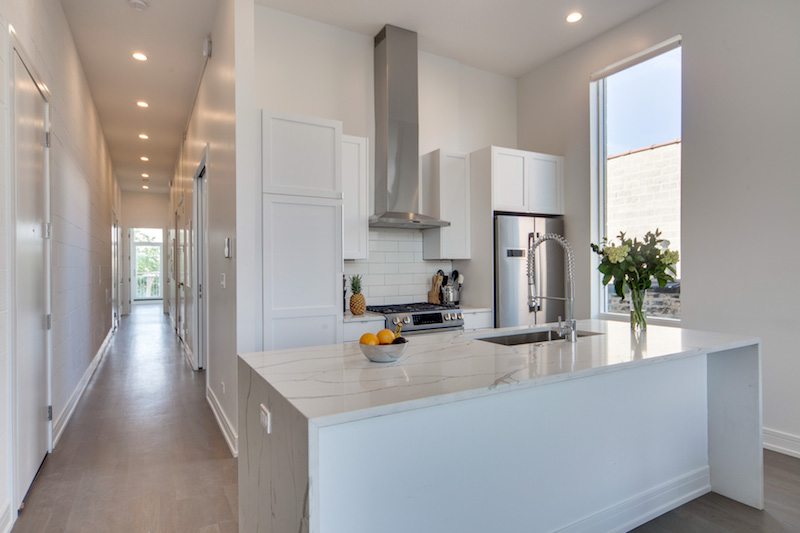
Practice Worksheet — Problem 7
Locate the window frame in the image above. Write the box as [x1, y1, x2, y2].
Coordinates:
[589, 36, 682, 326]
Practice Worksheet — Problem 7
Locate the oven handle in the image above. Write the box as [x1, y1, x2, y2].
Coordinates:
[403, 327, 465, 337]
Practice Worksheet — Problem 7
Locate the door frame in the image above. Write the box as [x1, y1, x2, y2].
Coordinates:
[8, 29, 53, 512]
[191, 145, 210, 370]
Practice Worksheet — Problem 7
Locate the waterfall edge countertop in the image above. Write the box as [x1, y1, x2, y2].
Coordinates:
[239, 319, 759, 426]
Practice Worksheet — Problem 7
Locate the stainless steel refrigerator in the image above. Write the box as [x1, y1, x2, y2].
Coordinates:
[495, 214, 565, 328]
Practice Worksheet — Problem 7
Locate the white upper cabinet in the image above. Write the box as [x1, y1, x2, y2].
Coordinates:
[342, 135, 369, 260]
[526, 152, 564, 215]
[262, 110, 342, 199]
[422, 149, 471, 260]
[492, 147, 529, 213]
[479, 146, 564, 215]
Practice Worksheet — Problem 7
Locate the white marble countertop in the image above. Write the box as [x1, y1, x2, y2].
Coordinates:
[239, 319, 759, 426]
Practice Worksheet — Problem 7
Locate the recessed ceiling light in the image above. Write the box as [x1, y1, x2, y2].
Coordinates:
[139, 133, 149, 139]
[129, 0, 149, 10]
[142, 173, 149, 178]
[136, 101, 149, 108]
[566, 12, 583, 23]
[140, 156, 149, 161]
[132, 52, 148, 61]
[142, 184, 150, 190]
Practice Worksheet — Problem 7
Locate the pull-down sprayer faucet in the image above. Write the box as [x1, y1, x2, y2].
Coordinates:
[528, 233, 577, 342]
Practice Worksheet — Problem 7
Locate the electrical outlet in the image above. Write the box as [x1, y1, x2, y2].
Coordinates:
[221, 381, 225, 394]
[220, 273, 226, 289]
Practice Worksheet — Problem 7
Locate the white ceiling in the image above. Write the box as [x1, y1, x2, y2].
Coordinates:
[253, 0, 667, 77]
[60, 0, 665, 195]
[60, 0, 218, 194]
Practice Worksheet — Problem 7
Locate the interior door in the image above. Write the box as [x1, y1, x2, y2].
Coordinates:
[193, 163, 208, 370]
[13, 49, 50, 508]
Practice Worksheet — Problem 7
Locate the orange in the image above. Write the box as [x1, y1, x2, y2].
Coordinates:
[359, 333, 379, 345]
[377, 329, 396, 345]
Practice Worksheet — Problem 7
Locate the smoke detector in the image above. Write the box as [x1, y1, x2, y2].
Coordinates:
[128, 0, 149, 11]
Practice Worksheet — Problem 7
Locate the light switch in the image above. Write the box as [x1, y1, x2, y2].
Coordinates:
[259, 403, 271, 434]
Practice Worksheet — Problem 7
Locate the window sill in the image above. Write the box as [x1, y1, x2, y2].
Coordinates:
[597, 312, 681, 328]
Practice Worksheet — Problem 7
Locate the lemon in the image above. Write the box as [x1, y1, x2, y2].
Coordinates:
[377, 329, 396, 345]
[359, 333, 379, 346]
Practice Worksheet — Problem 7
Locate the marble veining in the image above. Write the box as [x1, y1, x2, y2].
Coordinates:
[239, 319, 758, 426]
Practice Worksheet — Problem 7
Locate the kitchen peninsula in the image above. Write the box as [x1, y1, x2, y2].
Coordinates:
[238, 320, 762, 532]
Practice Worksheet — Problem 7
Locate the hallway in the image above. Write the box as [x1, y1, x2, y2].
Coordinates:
[12, 303, 238, 533]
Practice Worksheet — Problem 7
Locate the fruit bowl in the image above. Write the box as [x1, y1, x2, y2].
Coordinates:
[359, 342, 408, 363]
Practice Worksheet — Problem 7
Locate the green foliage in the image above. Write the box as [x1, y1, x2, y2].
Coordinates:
[591, 229, 679, 301]
[350, 274, 362, 295]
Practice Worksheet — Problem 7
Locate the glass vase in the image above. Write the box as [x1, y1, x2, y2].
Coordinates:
[630, 287, 647, 331]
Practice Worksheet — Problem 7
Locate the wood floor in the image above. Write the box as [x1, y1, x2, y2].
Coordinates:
[12, 302, 238, 533]
[634, 449, 800, 532]
[9, 302, 800, 532]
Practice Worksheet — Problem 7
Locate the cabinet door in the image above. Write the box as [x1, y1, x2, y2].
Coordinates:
[424, 151, 471, 260]
[263, 195, 343, 350]
[492, 147, 528, 213]
[262, 110, 342, 199]
[342, 135, 369, 260]
[527, 153, 564, 215]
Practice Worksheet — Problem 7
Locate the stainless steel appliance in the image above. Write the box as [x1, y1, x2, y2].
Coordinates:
[495, 214, 565, 328]
[366, 303, 464, 335]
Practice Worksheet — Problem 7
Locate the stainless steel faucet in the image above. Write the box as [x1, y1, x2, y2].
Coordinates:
[527, 233, 577, 342]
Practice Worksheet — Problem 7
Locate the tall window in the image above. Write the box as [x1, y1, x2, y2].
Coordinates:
[592, 39, 682, 319]
[133, 228, 163, 300]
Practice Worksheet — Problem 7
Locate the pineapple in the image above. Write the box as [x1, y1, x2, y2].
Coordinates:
[349, 275, 366, 315]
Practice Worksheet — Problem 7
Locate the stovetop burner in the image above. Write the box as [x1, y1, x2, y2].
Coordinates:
[367, 302, 459, 314]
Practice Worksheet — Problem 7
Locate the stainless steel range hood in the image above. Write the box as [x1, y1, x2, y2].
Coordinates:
[370, 25, 449, 230]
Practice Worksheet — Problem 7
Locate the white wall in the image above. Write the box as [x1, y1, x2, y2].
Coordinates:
[0, 0, 119, 527]
[121, 191, 169, 229]
[170, 0, 239, 455]
[517, 0, 800, 456]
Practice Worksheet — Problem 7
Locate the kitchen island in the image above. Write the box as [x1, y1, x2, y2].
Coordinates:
[238, 320, 762, 533]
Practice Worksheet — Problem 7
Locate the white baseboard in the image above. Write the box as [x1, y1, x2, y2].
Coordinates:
[562, 467, 710, 533]
[0, 502, 12, 533]
[764, 427, 800, 459]
[207, 386, 238, 458]
[181, 339, 196, 369]
[52, 328, 114, 447]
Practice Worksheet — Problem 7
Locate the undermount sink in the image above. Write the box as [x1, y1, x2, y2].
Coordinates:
[476, 329, 603, 346]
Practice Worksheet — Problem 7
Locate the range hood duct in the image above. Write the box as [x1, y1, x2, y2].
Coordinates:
[370, 25, 449, 230]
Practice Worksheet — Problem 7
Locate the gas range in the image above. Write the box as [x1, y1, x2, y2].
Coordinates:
[366, 302, 464, 335]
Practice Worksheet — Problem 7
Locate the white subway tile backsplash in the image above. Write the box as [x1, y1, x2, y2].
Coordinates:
[384, 251, 415, 263]
[345, 228, 453, 303]
[369, 239, 398, 252]
[369, 263, 399, 275]
[397, 241, 422, 252]
[398, 263, 428, 274]
[385, 274, 413, 285]
[369, 284, 399, 297]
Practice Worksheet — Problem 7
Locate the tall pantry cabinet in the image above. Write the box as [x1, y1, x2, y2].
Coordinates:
[261, 110, 343, 349]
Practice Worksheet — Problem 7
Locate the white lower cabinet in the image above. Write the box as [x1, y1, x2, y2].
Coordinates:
[462, 309, 493, 331]
[343, 317, 385, 342]
[262, 195, 343, 349]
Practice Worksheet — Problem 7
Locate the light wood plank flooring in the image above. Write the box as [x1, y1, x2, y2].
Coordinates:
[12, 302, 237, 533]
